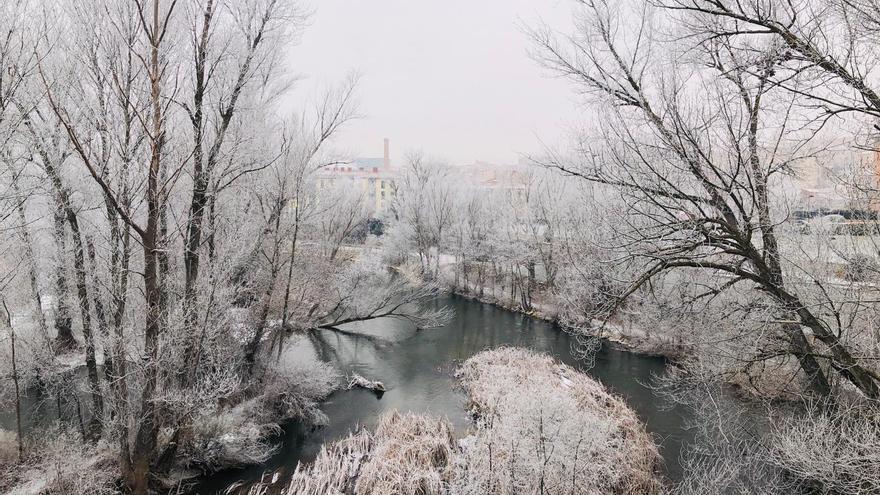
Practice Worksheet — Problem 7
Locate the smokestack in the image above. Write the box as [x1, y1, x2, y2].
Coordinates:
[384, 138, 390, 168]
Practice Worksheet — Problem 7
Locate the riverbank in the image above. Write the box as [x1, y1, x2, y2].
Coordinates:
[444, 285, 692, 361]
[395, 252, 690, 361]
[194, 294, 692, 494]
[0, 353, 340, 495]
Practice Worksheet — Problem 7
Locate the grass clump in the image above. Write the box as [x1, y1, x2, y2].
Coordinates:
[253, 411, 456, 495]
[453, 347, 663, 495]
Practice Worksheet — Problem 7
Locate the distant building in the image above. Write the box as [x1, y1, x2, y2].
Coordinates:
[456, 160, 529, 207]
[793, 148, 880, 213]
[316, 138, 399, 214]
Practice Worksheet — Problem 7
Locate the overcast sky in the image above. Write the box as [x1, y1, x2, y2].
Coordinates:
[285, 0, 580, 165]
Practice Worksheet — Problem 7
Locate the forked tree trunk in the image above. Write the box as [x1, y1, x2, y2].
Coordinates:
[245, 202, 286, 372]
[29, 117, 105, 435]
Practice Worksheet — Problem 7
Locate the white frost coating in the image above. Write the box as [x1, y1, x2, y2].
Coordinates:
[0, 427, 117, 495]
[347, 373, 387, 392]
[258, 411, 455, 495]
[245, 347, 662, 495]
[453, 347, 662, 495]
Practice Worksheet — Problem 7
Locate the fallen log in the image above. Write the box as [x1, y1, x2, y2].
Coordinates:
[347, 373, 387, 392]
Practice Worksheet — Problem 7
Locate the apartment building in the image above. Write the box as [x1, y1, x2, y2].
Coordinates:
[316, 138, 399, 214]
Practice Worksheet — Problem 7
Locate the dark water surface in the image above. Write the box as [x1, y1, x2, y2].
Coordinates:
[193, 295, 693, 494]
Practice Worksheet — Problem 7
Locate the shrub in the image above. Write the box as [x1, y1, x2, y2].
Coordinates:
[187, 398, 282, 471]
[453, 347, 663, 495]
[258, 355, 339, 425]
[766, 404, 880, 494]
[355, 412, 456, 495]
[2, 426, 117, 495]
[264, 411, 456, 495]
[0, 429, 17, 467]
[186, 354, 339, 471]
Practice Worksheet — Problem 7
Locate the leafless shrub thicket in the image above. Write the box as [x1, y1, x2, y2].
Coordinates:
[766, 403, 880, 494]
[184, 355, 339, 472]
[0, 426, 118, 495]
[662, 368, 880, 494]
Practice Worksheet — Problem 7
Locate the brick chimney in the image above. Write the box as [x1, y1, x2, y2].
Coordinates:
[384, 138, 390, 168]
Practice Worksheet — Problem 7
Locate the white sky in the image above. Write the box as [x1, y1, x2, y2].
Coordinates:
[284, 0, 581, 165]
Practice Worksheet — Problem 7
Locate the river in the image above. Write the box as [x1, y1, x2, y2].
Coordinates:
[193, 295, 693, 494]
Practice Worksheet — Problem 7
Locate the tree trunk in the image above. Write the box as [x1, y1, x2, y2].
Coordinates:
[66, 213, 104, 438]
[276, 213, 301, 360]
[4, 301, 24, 462]
[13, 183, 51, 348]
[37, 131, 105, 436]
[129, 3, 168, 490]
[52, 202, 76, 351]
[245, 205, 285, 372]
[181, 0, 215, 385]
[113, 222, 133, 479]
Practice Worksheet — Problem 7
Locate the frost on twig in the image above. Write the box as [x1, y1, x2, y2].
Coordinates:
[315, 253, 454, 331]
[348, 373, 387, 392]
[185, 355, 340, 471]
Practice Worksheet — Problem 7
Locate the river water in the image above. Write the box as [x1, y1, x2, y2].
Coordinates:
[194, 295, 693, 494]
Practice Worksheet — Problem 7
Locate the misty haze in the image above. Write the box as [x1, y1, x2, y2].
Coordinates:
[1, 1, 880, 494]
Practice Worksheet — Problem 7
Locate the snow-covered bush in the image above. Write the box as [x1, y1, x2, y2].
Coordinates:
[257, 411, 457, 495]
[766, 404, 880, 494]
[355, 411, 456, 495]
[257, 353, 340, 425]
[378, 222, 415, 269]
[670, 387, 880, 495]
[186, 353, 339, 471]
[1, 426, 117, 495]
[453, 347, 662, 495]
[187, 398, 282, 471]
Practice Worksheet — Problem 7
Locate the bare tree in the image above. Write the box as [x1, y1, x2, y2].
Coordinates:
[530, 0, 879, 398]
[391, 154, 455, 279]
[243, 76, 359, 369]
[180, 0, 307, 385]
[1, 299, 23, 463]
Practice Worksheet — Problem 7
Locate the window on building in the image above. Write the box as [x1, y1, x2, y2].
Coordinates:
[381, 191, 385, 198]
